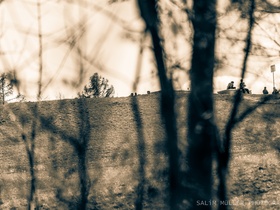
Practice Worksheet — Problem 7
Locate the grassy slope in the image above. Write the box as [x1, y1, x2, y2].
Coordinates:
[0, 92, 279, 209]
[215, 94, 280, 209]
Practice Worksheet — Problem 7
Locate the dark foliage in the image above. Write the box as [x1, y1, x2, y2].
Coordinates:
[78, 73, 115, 98]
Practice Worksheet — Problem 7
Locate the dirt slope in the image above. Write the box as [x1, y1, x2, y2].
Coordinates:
[0, 92, 279, 209]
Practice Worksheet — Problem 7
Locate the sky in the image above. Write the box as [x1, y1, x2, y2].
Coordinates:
[1, 0, 280, 101]
[0, 0, 155, 101]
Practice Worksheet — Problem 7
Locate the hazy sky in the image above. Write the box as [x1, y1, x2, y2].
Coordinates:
[1, 0, 280, 101]
[1, 0, 156, 100]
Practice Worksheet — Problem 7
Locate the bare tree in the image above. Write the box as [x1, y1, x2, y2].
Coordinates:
[23, 1, 44, 209]
[137, 1, 180, 209]
[0, 73, 13, 104]
[1, 0, 280, 209]
[185, 1, 217, 209]
[137, 0, 279, 210]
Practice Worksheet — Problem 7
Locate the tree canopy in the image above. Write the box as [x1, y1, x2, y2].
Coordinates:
[78, 73, 115, 98]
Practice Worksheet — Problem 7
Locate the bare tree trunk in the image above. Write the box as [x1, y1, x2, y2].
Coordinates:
[132, 97, 146, 210]
[186, 0, 217, 209]
[217, 1, 255, 209]
[76, 99, 91, 210]
[1, 78, 4, 104]
[25, 134, 36, 210]
[77, 148, 89, 210]
[137, 1, 180, 209]
[37, 0, 43, 99]
[25, 1, 44, 208]
[132, 32, 147, 210]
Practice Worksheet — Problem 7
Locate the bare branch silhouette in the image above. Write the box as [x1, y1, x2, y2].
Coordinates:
[217, 1, 256, 209]
[137, 1, 180, 209]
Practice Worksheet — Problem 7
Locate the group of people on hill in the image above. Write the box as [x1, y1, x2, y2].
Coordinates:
[262, 87, 279, 94]
[227, 79, 250, 94]
[227, 79, 279, 94]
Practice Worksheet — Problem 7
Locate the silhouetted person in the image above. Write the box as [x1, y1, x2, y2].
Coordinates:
[227, 81, 236, 89]
[239, 79, 250, 94]
[272, 87, 279, 94]
[262, 87, 268, 94]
